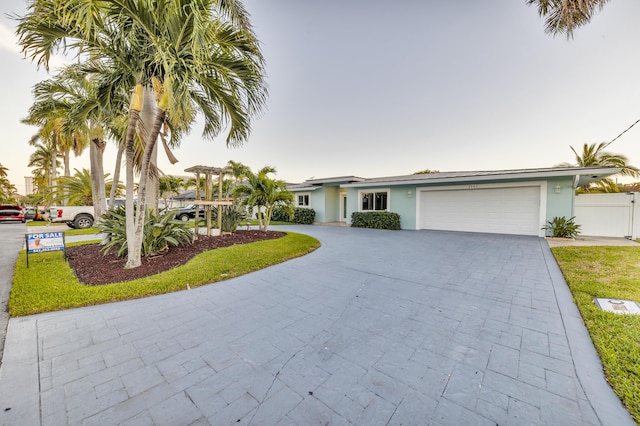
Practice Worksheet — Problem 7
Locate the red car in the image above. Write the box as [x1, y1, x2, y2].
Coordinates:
[0, 205, 26, 223]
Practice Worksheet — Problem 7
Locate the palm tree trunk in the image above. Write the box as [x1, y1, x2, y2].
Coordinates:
[129, 106, 167, 268]
[140, 87, 159, 213]
[89, 138, 107, 218]
[125, 84, 143, 269]
[109, 140, 125, 207]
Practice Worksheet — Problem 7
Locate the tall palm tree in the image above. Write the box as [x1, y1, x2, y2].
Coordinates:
[559, 142, 640, 191]
[17, 0, 267, 268]
[527, 0, 610, 38]
[0, 163, 8, 178]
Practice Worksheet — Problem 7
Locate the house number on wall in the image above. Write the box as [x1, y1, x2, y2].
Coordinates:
[468, 184, 478, 189]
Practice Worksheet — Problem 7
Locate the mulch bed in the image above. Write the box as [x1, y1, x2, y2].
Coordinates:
[65, 230, 285, 286]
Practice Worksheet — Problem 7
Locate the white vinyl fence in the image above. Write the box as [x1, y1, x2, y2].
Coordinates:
[574, 192, 638, 239]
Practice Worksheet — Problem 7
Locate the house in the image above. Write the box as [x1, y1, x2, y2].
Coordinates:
[287, 166, 621, 237]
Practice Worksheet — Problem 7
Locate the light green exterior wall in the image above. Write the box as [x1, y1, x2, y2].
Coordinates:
[309, 186, 341, 223]
[390, 187, 418, 230]
[309, 189, 326, 222]
[341, 178, 577, 231]
[324, 186, 340, 222]
[544, 177, 575, 233]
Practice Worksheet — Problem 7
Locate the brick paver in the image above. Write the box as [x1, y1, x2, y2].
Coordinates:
[0, 226, 634, 425]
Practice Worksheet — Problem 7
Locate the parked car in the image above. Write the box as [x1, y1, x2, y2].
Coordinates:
[0, 204, 26, 223]
[176, 204, 215, 221]
[49, 205, 95, 229]
[24, 206, 47, 221]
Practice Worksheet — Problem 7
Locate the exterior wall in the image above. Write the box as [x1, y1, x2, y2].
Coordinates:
[544, 177, 575, 232]
[345, 187, 359, 224]
[310, 188, 326, 222]
[324, 186, 340, 222]
[390, 186, 418, 230]
[346, 178, 573, 235]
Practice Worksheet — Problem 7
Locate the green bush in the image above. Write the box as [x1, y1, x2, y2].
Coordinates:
[97, 206, 193, 257]
[220, 201, 247, 232]
[542, 216, 581, 238]
[351, 211, 401, 230]
[271, 206, 290, 222]
[293, 208, 315, 224]
[270, 206, 315, 224]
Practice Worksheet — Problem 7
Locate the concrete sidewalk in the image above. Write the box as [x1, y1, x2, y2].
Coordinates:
[0, 226, 634, 425]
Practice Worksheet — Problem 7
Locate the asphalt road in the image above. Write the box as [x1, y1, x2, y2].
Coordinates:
[0, 221, 27, 367]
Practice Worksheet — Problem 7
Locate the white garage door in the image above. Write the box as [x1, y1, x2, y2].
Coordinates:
[419, 186, 542, 236]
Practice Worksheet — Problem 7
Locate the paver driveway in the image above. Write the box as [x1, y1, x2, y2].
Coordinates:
[0, 226, 633, 425]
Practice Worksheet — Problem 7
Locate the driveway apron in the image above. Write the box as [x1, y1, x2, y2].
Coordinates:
[0, 226, 633, 425]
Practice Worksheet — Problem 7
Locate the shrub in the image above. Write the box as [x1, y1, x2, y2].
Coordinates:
[542, 216, 581, 238]
[271, 206, 290, 222]
[220, 201, 247, 232]
[293, 208, 315, 224]
[97, 206, 193, 257]
[270, 206, 315, 224]
[351, 211, 401, 230]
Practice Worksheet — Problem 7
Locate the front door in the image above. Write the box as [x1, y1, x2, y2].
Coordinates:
[340, 193, 347, 222]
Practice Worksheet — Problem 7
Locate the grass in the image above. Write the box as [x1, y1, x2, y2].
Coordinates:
[552, 246, 640, 423]
[10, 231, 320, 317]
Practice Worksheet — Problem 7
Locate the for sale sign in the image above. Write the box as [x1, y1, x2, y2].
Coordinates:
[26, 232, 65, 254]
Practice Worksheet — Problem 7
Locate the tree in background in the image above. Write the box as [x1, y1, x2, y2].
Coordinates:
[558, 142, 640, 192]
[49, 168, 122, 206]
[0, 163, 18, 203]
[233, 165, 293, 232]
[159, 175, 184, 209]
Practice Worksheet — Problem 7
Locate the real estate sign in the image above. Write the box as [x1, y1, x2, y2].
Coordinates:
[25, 232, 65, 267]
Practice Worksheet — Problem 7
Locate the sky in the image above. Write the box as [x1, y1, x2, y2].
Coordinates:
[2, 0, 640, 195]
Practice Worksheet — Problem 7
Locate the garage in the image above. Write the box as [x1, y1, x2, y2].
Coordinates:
[418, 184, 544, 236]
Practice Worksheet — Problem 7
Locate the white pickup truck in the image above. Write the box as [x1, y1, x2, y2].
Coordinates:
[49, 206, 95, 229]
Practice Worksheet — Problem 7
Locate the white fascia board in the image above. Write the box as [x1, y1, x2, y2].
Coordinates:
[342, 167, 622, 188]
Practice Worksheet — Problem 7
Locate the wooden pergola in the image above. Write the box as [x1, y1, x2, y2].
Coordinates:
[184, 165, 233, 238]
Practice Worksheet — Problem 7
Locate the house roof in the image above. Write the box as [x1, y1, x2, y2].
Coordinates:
[339, 166, 622, 188]
[288, 176, 366, 192]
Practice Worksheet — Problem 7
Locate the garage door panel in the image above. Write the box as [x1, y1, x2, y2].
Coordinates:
[419, 186, 541, 236]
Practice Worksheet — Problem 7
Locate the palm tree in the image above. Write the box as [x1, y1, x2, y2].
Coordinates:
[234, 166, 293, 231]
[0, 163, 8, 178]
[559, 142, 640, 191]
[17, 0, 267, 268]
[527, 0, 610, 38]
[50, 168, 121, 206]
[159, 175, 183, 209]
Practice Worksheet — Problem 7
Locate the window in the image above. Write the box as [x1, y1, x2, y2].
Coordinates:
[297, 193, 310, 207]
[361, 191, 388, 211]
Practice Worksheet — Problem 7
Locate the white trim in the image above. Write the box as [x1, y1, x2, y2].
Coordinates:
[415, 181, 547, 237]
[339, 193, 347, 222]
[296, 192, 311, 208]
[358, 188, 391, 212]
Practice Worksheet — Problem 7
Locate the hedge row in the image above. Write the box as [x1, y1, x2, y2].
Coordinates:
[271, 207, 316, 224]
[350, 211, 401, 230]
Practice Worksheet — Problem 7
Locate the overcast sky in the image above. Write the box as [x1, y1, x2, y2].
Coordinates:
[2, 0, 640, 194]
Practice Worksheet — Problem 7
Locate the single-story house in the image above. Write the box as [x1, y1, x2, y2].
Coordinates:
[287, 166, 621, 237]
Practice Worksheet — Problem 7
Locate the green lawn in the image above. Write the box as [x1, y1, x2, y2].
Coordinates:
[10, 231, 320, 317]
[552, 246, 640, 423]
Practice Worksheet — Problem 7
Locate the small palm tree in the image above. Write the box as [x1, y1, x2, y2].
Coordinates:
[234, 166, 293, 232]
